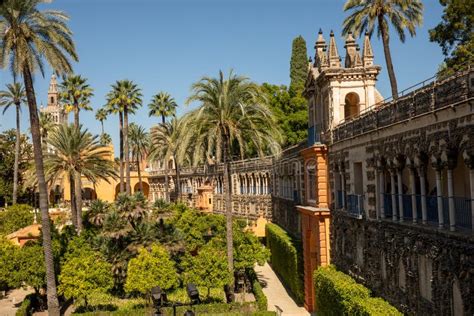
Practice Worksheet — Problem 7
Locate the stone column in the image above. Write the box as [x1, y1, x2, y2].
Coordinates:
[435, 167, 444, 228]
[390, 170, 397, 221]
[341, 170, 346, 209]
[379, 169, 385, 219]
[418, 166, 428, 224]
[397, 169, 404, 222]
[447, 168, 456, 231]
[409, 167, 418, 223]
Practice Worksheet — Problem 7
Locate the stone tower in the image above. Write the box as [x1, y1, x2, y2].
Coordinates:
[304, 30, 383, 144]
[40, 74, 67, 124]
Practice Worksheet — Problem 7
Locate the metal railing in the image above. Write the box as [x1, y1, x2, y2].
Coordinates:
[332, 68, 473, 142]
[382, 194, 472, 230]
[346, 194, 364, 219]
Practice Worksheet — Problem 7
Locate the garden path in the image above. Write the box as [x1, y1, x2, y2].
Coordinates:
[255, 262, 309, 316]
[0, 288, 33, 316]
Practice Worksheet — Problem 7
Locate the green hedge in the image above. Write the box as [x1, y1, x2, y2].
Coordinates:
[265, 223, 304, 304]
[15, 294, 33, 316]
[314, 266, 401, 316]
[247, 269, 267, 311]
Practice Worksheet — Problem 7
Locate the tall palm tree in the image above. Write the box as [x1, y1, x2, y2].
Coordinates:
[95, 108, 108, 135]
[59, 74, 93, 127]
[59, 74, 93, 219]
[150, 117, 188, 201]
[39, 112, 56, 144]
[342, 0, 423, 100]
[186, 70, 281, 295]
[0, 0, 78, 312]
[106, 80, 142, 196]
[128, 123, 149, 193]
[44, 124, 117, 233]
[148, 92, 177, 202]
[0, 82, 26, 204]
[100, 132, 112, 146]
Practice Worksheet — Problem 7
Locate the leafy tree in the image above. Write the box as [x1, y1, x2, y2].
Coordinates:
[125, 243, 179, 297]
[58, 238, 113, 307]
[0, 0, 78, 310]
[182, 243, 231, 298]
[0, 204, 34, 235]
[13, 242, 46, 293]
[39, 112, 56, 145]
[106, 80, 143, 195]
[429, 0, 473, 75]
[44, 124, 117, 232]
[186, 71, 281, 296]
[289, 36, 308, 95]
[0, 130, 33, 206]
[233, 223, 269, 271]
[149, 92, 178, 202]
[128, 123, 150, 193]
[0, 83, 26, 204]
[0, 237, 19, 290]
[343, 0, 424, 99]
[261, 83, 307, 147]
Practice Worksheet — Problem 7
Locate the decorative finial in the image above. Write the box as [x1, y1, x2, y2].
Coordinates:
[330, 30, 335, 36]
[318, 28, 323, 34]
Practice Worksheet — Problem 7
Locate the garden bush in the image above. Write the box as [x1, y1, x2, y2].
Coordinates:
[265, 223, 304, 304]
[247, 269, 267, 311]
[15, 294, 33, 316]
[314, 266, 401, 316]
[0, 204, 34, 235]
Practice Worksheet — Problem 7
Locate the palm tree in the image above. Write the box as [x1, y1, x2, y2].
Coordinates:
[95, 108, 108, 135]
[186, 70, 281, 295]
[0, 82, 26, 204]
[39, 112, 56, 147]
[148, 92, 177, 202]
[59, 74, 93, 218]
[106, 80, 142, 195]
[128, 123, 149, 193]
[100, 133, 112, 146]
[44, 124, 117, 232]
[150, 117, 188, 200]
[342, 0, 423, 100]
[59, 74, 93, 127]
[0, 0, 78, 312]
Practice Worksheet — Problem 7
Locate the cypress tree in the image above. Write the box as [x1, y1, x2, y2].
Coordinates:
[289, 35, 308, 95]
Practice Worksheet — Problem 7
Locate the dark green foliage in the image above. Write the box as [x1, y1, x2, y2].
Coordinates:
[15, 294, 33, 316]
[314, 266, 401, 315]
[429, 0, 474, 75]
[265, 223, 304, 304]
[248, 269, 267, 311]
[261, 84, 307, 147]
[289, 36, 308, 95]
[0, 204, 34, 235]
[0, 130, 33, 205]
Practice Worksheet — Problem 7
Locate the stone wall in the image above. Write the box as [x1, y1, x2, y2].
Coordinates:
[332, 211, 473, 315]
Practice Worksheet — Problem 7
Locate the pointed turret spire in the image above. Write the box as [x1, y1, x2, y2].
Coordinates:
[354, 47, 363, 67]
[362, 31, 374, 67]
[314, 29, 328, 70]
[328, 30, 341, 68]
[344, 32, 362, 68]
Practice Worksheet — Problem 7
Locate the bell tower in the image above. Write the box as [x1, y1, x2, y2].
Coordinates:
[40, 74, 67, 125]
[304, 30, 382, 145]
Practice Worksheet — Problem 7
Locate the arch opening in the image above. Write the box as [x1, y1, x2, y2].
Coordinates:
[344, 92, 360, 119]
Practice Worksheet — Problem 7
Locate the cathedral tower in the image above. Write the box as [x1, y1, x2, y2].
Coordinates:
[40, 74, 67, 124]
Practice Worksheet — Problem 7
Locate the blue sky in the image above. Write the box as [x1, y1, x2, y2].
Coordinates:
[0, 0, 445, 156]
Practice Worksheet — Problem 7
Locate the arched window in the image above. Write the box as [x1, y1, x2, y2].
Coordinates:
[306, 160, 317, 203]
[344, 92, 360, 119]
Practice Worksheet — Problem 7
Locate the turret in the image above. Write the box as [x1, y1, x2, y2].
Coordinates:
[314, 29, 328, 70]
[362, 31, 374, 67]
[328, 30, 341, 68]
[344, 32, 362, 68]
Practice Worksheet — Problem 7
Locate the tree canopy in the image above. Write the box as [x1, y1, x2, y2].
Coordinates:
[289, 35, 308, 94]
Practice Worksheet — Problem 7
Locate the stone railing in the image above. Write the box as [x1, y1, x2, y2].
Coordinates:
[332, 68, 473, 143]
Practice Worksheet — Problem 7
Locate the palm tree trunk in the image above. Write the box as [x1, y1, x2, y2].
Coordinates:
[124, 107, 131, 195]
[137, 153, 143, 192]
[162, 117, 169, 202]
[13, 103, 20, 204]
[74, 173, 83, 233]
[222, 133, 234, 299]
[22, 66, 60, 316]
[69, 173, 78, 228]
[119, 112, 124, 194]
[379, 15, 399, 100]
[101, 121, 104, 135]
[74, 106, 80, 128]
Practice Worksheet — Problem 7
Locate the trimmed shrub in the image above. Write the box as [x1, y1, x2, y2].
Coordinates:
[314, 266, 401, 316]
[248, 268, 268, 311]
[265, 223, 304, 304]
